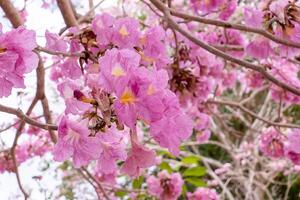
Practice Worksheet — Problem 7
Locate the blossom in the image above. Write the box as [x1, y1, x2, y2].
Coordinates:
[0, 26, 38, 97]
[150, 93, 193, 155]
[98, 48, 140, 93]
[57, 80, 90, 114]
[92, 13, 115, 46]
[45, 30, 68, 52]
[140, 26, 170, 68]
[112, 17, 140, 48]
[243, 7, 263, 27]
[147, 170, 183, 200]
[53, 116, 100, 168]
[187, 188, 219, 200]
[219, 0, 237, 20]
[191, 0, 225, 14]
[284, 129, 300, 165]
[259, 127, 285, 158]
[96, 127, 127, 175]
[121, 141, 156, 177]
[60, 58, 82, 80]
[246, 36, 272, 59]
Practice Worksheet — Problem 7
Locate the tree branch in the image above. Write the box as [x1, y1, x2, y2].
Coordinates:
[56, 0, 78, 27]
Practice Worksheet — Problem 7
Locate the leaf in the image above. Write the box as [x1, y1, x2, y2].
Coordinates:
[160, 162, 173, 173]
[115, 190, 127, 197]
[185, 177, 207, 187]
[133, 176, 144, 189]
[183, 166, 206, 177]
[181, 156, 200, 164]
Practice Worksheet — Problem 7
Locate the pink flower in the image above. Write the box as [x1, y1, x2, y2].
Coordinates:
[96, 127, 127, 175]
[187, 188, 219, 200]
[191, 0, 225, 14]
[197, 130, 211, 144]
[57, 80, 90, 114]
[246, 37, 272, 59]
[243, 7, 263, 27]
[150, 97, 193, 155]
[61, 58, 82, 80]
[0, 26, 38, 97]
[112, 17, 140, 48]
[53, 116, 100, 168]
[284, 129, 300, 165]
[270, 59, 300, 103]
[219, 0, 237, 20]
[140, 26, 170, 68]
[45, 30, 68, 52]
[219, 29, 245, 57]
[259, 127, 285, 158]
[121, 142, 156, 177]
[147, 170, 183, 200]
[98, 48, 140, 93]
[92, 13, 115, 46]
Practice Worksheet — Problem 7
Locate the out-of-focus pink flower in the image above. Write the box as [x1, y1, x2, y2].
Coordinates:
[112, 17, 140, 48]
[270, 59, 300, 103]
[243, 7, 263, 27]
[246, 37, 272, 59]
[197, 130, 211, 144]
[53, 115, 100, 168]
[121, 141, 156, 177]
[0, 26, 38, 97]
[187, 188, 219, 200]
[45, 30, 68, 52]
[191, 0, 225, 14]
[147, 170, 183, 200]
[285, 129, 300, 165]
[259, 127, 285, 158]
[219, 0, 237, 20]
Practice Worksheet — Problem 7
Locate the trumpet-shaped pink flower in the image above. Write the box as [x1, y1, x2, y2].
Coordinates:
[98, 48, 140, 93]
[45, 30, 68, 52]
[61, 58, 82, 80]
[259, 127, 285, 158]
[57, 80, 90, 114]
[121, 142, 156, 177]
[140, 26, 170, 68]
[112, 17, 140, 48]
[92, 13, 115, 46]
[96, 127, 127, 175]
[53, 116, 100, 168]
[187, 188, 219, 200]
[284, 129, 300, 165]
[147, 170, 183, 200]
[0, 26, 38, 97]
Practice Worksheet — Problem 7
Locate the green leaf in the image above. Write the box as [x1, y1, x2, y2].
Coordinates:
[181, 156, 200, 164]
[182, 184, 187, 196]
[185, 177, 207, 187]
[183, 166, 206, 177]
[115, 190, 127, 197]
[160, 162, 173, 173]
[133, 176, 144, 189]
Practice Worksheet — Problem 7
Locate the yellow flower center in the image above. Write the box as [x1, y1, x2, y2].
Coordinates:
[120, 88, 136, 104]
[111, 64, 126, 77]
[0, 47, 7, 54]
[119, 25, 129, 37]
